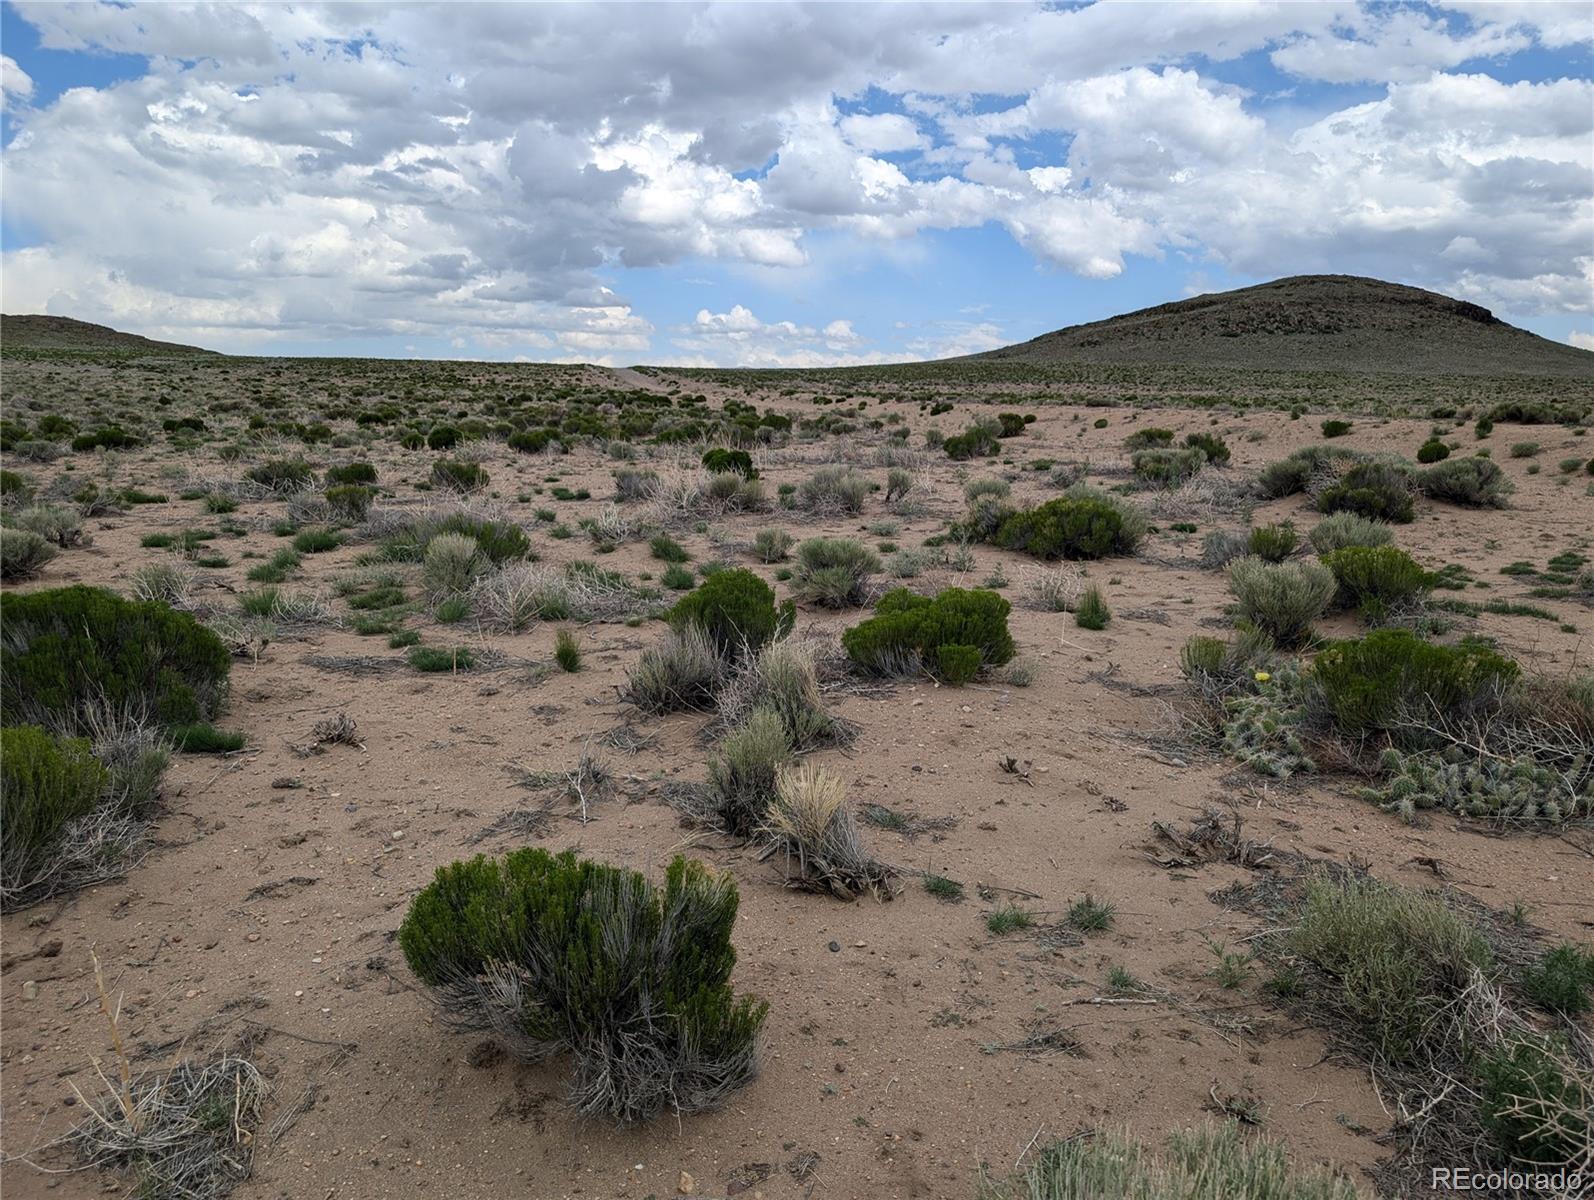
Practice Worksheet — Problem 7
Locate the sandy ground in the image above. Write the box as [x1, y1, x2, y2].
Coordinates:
[3, 381, 1592, 1200]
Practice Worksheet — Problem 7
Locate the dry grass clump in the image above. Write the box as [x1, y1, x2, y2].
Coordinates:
[762, 763, 893, 899]
[625, 624, 726, 713]
[422, 532, 485, 601]
[797, 465, 870, 515]
[130, 561, 201, 608]
[1020, 563, 1086, 612]
[712, 636, 850, 751]
[472, 561, 653, 629]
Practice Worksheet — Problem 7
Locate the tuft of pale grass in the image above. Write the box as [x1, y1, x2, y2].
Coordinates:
[763, 763, 893, 899]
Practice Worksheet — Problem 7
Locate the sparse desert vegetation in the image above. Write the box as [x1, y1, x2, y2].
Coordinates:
[1, 296, 1591, 1200]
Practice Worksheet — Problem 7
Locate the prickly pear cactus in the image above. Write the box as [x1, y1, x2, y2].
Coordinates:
[1221, 667, 1315, 779]
[1361, 747, 1592, 824]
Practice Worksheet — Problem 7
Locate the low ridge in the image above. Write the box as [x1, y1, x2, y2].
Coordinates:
[971, 275, 1592, 378]
[1, 314, 220, 357]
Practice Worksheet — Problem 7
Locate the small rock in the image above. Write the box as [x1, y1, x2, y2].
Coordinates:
[678, 1169, 696, 1194]
[827, 941, 840, 953]
[21, 981, 38, 1000]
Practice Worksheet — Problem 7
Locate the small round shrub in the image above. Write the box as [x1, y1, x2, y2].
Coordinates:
[399, 848, 766, 1121]
[1123, 427, 1174, 451]
[246, 458, 314, 493]
[1, 586, 230, 733]
[668, 568, 790, 658]
[554, 628, 582, 673]
[797, 466, 869, 514]
[1131, 446, 1206, 486]
[1307, 513, 1392, 554]
[752, 528, 794, 563]
[1321, 545, 1431, 621]
[1227, 557, 1334, 648]
[0, 469, 33, 503]
[325, 462, 377, 487]
[426, 424, 462, 450]
[1247, 521, 1297, 563]
[1, 725, 109, 907]
[935, 643, 983, 684]
[1417, 456, 1513, 508]
[1073, 584, 1110, 630]
[842, 587, 1015, 680]
[325, 484, 374, 523]
[703, 707, 791, 834]
[1416, 439, 1450, 464]
[1315, 461, 1415, 523]
[1520, 944, 1594, 1015]
[1321, 419, 1352, 438]
[989, 490, 1146, 560]
[1183, 431, 1231, 466]
[791, 538, 880, 609]
[0, 529, 58, 580]
[1307, 629, 1518, 742]
[431, 458, 489, 493]
[508, 428, 558, 454]
[291, 527, 342, 554]
[1256, 446, 1362, 498]
[701, 448, 757, 479]
[423, 532, 485, 600]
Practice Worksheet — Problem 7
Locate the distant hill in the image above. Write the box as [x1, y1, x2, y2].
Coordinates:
[970, 275, 1593, 379]
[1, 314, 220, 356]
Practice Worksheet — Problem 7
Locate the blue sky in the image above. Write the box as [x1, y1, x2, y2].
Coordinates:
[2, 2, 1590, 363]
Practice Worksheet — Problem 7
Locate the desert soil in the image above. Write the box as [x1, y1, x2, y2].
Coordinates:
[3, 375, 1591, 1200]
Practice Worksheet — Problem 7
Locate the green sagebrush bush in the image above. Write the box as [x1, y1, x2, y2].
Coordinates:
[1183, 431, 1231, 466]
[1131, 446, 1206, 486]
[1256, 445, 1363, 499]
[1321, 419, 1352, 438]
[1247, 521, 1297, 563]
[245, 458, 314, 493]
[380, 511, 530, 564]
[983, 487, 1146, 561]
[1122, 427, 1174, 451]
[1227, 557, 1334, 648]
[703, 707, 792, 835]
[1417, 456, 1513, 507]
[1320, 545, 1432, 621]
[1307, 512, 1392, 554]
[426, 424, 462, 450]
[431, 457, 489, 493]
[791, 537, 880, 608]
[1286, 873, 1493, 1066]
[1360, 747, 1590, 825]
[1, 586, 230, 733]
[797, 465, 870, 514]
[1, 725, 108, 905]
[0, 528, 58, 580]
[1307, 629, 1518, 743]
[668, 568, 792, 658]
[508, 427, 559, 455]
[325, 484, 374, 524]
[1417, 439, 1450, 464]
[1315, 460, 1416, 523]
[842, 587, 1014, 682]
[701, 448, 757, 479]
[398, 848, 766, 1121]
[324, 461, 377, 486]
[1520, 945, 1594, 1016]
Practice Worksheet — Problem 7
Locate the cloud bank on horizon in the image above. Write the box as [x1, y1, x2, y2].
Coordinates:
[1, 1, 1590, 365]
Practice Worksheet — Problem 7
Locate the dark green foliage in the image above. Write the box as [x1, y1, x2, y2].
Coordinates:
[1477, 1036, 1591, 1166]
[1321, 419, 1352, 438]
[701, 448, 757, 478]
[245, 548, 299, 584]
[1123, 427, 1174, 450]
[71, 425, 141, 452]
[935, 643, 982, 685]
[649, 533, 690, 563]
[923, 874, 964, 902]
[1, 586, 230, 733]
[1520, 944, 1594, 1015]
[325, 484, 374, 523]
[554, 628, 582, 673]
[426, 424, 462, 450]
[996, 412, 1026, 437]
[1474, 415, 1494, 438]
[1247, 521, 1296, 563]
[668, 568, 790, 658]
[791, 537, 880, 608]
[943, 422, 999, 460]
[169, 723, 246, 754]
[1315, 461, 1416, 523]
[388, 628, 421, 648]
[1321, 546, 1431, 621]
[291, 527, 342, 554]
[1074, 584, 1110, 630]
[1416, 439, 1450, 464]
[1184, 431, 1231, 465]
[1308, 629, 1518, 741]
[1131, 446, 1206, 485]
[0, 469, 32, 501]
[431, 458, 488, 493]
[662, 562, 695, 590]
[324, 462, 377, 486]
[349, 585, 406, 610]
[1417, 456, 1513, 507]
[245, 458, 314, 492]
[989, 494, 1145, 560]
[381, 512, 530, 564]
[508, 427, 559, 454]
[398, 849, 766, 1120]
[1256, 445, 1362, 498]
[409, 646, 475, 672]
[1, 725, 108, 905]
[843, 587, 1015, 680]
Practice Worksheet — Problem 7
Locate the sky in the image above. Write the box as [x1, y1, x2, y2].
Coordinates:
[1, 1, 1590, 365]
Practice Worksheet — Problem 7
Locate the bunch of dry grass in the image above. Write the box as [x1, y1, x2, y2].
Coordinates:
[625, 625, 726, 713]
[1020, 563, 1085, 613]
[130, 561, 201, 609]
[712, 636, 851, 751]
[762, 763, 894, 899]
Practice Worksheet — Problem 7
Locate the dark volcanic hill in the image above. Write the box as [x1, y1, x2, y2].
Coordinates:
[0, 314, 219, 356]
[971, 275, 1593, 378]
